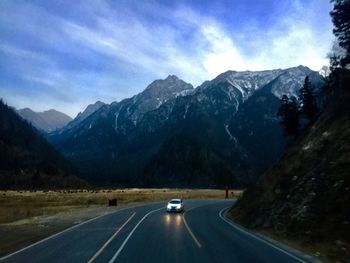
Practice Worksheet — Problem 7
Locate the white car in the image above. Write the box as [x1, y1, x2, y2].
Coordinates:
[166, 199, 184, 213]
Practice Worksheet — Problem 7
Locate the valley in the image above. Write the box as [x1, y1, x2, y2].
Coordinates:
[0, 1, 348, 261]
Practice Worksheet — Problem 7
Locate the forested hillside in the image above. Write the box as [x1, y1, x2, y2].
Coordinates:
[0, 100, 86, 189]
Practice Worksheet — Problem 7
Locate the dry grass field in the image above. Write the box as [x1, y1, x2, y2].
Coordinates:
[0, 188, 242, 257]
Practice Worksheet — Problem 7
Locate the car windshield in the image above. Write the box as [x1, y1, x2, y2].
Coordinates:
[169, 200, 181, 204]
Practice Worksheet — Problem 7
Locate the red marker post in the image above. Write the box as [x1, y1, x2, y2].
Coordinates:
[225, 186, 229, 199]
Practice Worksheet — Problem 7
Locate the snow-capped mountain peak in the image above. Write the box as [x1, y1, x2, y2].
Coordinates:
[271, 66, 324, 98]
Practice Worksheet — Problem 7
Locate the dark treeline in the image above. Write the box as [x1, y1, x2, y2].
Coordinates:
[277, 76, 320, 137]
[0, 100, 86, 189]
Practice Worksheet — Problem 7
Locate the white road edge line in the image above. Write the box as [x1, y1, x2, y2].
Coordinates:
[109, 206, 164, 263]
[0, 202, 163, 262]
[218, 207, 306, 263]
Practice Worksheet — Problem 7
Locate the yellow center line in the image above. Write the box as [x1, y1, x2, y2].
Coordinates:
[183, 212, 202, 248]
[87, 212, 136, 263]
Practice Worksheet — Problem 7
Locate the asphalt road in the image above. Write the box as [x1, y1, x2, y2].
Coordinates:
[0, 200, 314, 263]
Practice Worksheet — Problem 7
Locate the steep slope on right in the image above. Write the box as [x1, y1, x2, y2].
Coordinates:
[230, 1, 350, 260]
[229, 71, 350, 262]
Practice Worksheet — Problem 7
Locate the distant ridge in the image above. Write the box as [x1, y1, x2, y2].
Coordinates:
[17, 108, 72, 133]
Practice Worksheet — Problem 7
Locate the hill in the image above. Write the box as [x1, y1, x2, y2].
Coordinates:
[0, 100, 86, 189]
[229, 71, 350, 261]
[17, 108, 72, 133]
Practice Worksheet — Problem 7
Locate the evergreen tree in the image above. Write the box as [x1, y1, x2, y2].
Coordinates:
[330, 0, 350, 68]
[298, 76, 318, 122]
[322, 0, 350, 100]
[277, 95, 300, 137]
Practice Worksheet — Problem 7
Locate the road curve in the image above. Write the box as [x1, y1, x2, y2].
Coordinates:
[0, 200, 314, 263]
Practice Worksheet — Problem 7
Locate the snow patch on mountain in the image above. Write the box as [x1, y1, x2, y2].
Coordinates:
[114, 111, 120, 131]
[183, 104, 190, 119]
[226, 78, 249, 101]
[174, 89, 194, 98]
[224, 124, 237, 144]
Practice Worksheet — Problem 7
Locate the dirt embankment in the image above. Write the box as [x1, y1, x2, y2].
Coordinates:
[229, 77, 350, 263]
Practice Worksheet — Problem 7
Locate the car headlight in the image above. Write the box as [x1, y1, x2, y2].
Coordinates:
[167, 204, 171, 209]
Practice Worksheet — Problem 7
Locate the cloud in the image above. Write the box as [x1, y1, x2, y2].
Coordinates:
[60, 11, 208, 86]
[263, 1, 333, 70]
[0, 44, 52, 64]
[200, 23, 262, 77]
[193, 2, 333, 75]
[0, 0, 334, 116]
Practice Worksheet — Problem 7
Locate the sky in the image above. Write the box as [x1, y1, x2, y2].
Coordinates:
[0, 0, 334, 117]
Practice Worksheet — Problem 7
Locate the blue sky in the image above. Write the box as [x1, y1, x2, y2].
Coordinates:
[0, 0, 333, 117]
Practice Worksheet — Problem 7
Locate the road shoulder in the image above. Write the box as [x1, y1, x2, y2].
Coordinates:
[221, 207, 321, 263]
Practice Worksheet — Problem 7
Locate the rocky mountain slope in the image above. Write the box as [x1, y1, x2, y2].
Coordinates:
[17, 108, 72, 133]
[49, 66, 324, 187]
[0, 100, 86, 188]
[61, 101, 105, 132]
[229, 72, 350, 261]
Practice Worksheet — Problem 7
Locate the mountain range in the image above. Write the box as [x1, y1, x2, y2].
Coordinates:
[47, 65, 324, 187]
